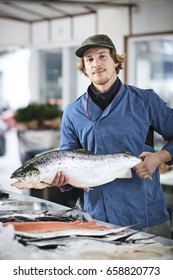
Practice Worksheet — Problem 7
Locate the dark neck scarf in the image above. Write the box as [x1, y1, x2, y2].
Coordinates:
[88, 77, 121, 110]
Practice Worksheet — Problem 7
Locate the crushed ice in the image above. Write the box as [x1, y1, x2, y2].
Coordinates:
[0, 223, 173, 260]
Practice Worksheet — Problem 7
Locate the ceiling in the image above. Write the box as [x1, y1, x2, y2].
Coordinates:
[0, 0, 141, 23]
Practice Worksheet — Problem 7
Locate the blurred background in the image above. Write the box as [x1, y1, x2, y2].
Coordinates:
[0, 0, 173, 232]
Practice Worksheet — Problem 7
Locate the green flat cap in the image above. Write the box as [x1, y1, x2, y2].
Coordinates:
[75, 34, 116, 57]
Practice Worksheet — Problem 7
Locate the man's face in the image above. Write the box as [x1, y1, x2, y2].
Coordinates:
[83, 47, 117, 90]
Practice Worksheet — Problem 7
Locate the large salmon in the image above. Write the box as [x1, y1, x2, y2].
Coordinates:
[11, 150, 142, 191]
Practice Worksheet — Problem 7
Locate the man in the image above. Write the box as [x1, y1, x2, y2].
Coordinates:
[52, 34, 173, 238]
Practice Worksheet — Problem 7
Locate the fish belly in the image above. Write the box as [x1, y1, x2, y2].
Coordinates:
[53, 158, 134, 190]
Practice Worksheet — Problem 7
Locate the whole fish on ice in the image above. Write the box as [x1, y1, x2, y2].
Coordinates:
[11, 150, 142, 191]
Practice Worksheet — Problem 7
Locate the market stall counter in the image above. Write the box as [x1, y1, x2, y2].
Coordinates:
[0, 189, 173, 260]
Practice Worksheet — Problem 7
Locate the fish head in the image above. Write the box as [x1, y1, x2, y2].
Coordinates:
[11, 165, 42, 189]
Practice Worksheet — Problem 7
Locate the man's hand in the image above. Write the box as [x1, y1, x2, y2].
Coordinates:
[133, 150, 172, 179]
[51, 171, 69, 187]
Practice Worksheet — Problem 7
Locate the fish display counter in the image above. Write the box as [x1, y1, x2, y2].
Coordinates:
[160, 170, 173, 239]
[0, 189, 173, 260]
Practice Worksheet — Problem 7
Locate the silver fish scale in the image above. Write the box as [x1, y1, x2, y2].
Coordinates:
[11, 150, 142, 190]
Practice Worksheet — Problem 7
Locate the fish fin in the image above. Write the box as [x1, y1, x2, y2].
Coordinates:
[116, 169, 132, 179]
[34, 182, 49, 189]
[84, 188, 91, 192]
[73, 149, 93, 154]
[78, 184, 92, 192]
[40, 181, 52, 187]
[122, 150, 134, 155]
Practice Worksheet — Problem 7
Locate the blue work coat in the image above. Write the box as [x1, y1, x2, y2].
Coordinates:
[60, 82, 173, 229]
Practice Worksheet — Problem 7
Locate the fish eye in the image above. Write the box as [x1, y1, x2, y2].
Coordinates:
[28, 168, 39, 176]
[18, 171, 26, 177]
